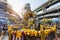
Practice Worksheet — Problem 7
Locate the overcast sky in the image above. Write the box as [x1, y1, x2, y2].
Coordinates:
[7, 0, 60, 16]
[7, 0, 48, 14]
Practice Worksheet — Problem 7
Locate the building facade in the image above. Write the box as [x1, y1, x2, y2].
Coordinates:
[0, 0, 8, 25]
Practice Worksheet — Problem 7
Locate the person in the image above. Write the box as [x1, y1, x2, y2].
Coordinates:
[0, 26, 3, 40]
[0, 26, 3, 36]
[0, 36, 3, 40]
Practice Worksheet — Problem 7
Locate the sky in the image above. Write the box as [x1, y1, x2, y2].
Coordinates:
[7, 0, 48, 14]
[7, 0, 60, 16]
